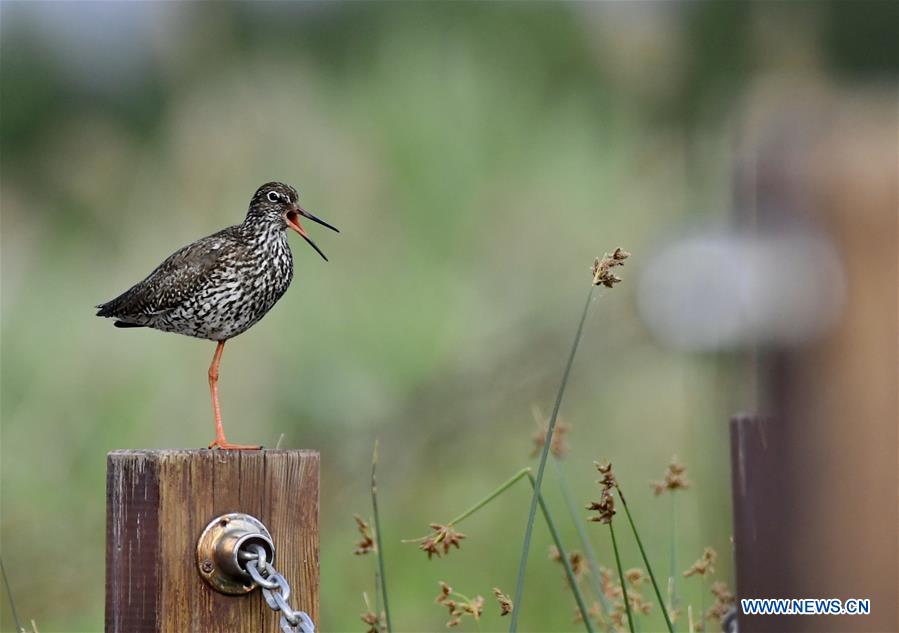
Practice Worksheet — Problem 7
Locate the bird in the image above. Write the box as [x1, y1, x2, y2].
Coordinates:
[96, 182, 338, 449]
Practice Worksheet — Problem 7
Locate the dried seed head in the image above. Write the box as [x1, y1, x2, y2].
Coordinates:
[587, 462, 618, 524]
[599, 566, 617, 598]
[710, 580, 733, 601]
[360, 592, 386, 633]
[610, 605, 629, 630]
[628, 588, 653, 615]
[416, 524, 467, 559]
[569, 551, 586, 580]
[360, 611, 378, 625]
[420, 537, 441, 559]
[587, 488, 616, 523]
[435, 582, 485, 628]
[530, 405, 571, 459]
[359, 611, 376, 633]
[591, 248, 630, 288]
[436, 581, 453, 604]
[353, 514, 375, 555]
[651, 456, 691, 496]
[440, 526, 467, 554]
[683, 547, 718, 578]
[493, 588, 513, 616]
[575, 600, 608, 627]
[462, 595, 485, 620]
[549, 546, 588, 583]
[625, 568, 648, 587]
[594, 460, 617, 488]
[531, 421, 571, 459]
[706, 581, 736, 621]
[360, 610, 386, 633]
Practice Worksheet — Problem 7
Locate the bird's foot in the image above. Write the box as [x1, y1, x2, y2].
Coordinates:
[208, 438, 262, 450]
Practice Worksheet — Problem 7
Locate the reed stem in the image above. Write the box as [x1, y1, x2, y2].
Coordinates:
[670, 493, 678, 631]
[1, 557, 25, 633]
[608, 522, 635, 633]
[374, 571, 382, 632]
[510, 287, 594, 632]
[615, 485, 675, 632]
[528, 473, 595, 632]
[449, 467, 532, 526]
[371, 440, 393, 632]
[553, 457, 613, 627]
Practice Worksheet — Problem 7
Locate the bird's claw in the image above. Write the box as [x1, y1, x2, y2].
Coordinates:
[208, 438, 263, 451]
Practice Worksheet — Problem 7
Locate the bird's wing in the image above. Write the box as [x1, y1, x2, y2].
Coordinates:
[96, 229, 242, 319]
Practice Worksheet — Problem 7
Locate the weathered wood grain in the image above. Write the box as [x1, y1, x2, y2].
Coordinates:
[106, 450, 319, 633]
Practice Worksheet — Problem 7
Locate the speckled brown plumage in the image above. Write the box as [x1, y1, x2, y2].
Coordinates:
[97, 181, 338, 449]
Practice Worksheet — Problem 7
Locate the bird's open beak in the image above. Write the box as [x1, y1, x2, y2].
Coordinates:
[285, 205, 339, 261]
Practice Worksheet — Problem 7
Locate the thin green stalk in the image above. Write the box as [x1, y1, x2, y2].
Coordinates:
[402, 467, 533, 546]
[670, 493, 678, 631]
[511, 287, 594, 632]
[1, 557, 25, 633]
[449, 467, 532, 526]
[374, 570, 382, 632]
[371, 440, 392, 632]
[528, 473, 594, 633]
[553, 457, 613, 628]
[608, 522, 635, 633]
[615, 485, 675, 633]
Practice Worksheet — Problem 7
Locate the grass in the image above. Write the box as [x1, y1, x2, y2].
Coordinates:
[510, 285, 595, 632]
[670, 493, 678, 630]
[397, 465, 594, 629]
[527, 472, 594, 632]
[615, 482, 675, 633]
[446, 467, 533, 528]
[553, 456, 613, 626]
[511, 250, 629, 631]
[402, 467, 532, 558]
[608, 522, 635, 633]
[371, 440, 392, 632]
[350, 251, 736, 633]
[1, 557, 24, 633]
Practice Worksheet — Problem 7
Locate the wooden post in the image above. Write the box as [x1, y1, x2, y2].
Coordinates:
[729, 414, 785, 632]
[730, 88, 897, 631]
[106, 449, 319, 633]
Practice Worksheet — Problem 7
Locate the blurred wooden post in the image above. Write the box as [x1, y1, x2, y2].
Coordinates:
[729, 414, 785, 632]
[731, 85, 897, 631]
[105, 449, 319, 633]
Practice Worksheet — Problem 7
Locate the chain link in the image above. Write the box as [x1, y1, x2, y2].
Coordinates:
[242, 543, 315, 633]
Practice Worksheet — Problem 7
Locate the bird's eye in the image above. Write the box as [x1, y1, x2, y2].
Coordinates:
[267, 191, 281, 203]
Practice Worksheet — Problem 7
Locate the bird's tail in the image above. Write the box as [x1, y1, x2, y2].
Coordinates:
[113, 321, 144, 329]
[96, 289, 134, 318]
[96, 297, 146, 329]
[95, 298, 120, 318]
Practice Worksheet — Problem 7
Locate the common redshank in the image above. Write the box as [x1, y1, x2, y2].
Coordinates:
[96, 182, 338, 449]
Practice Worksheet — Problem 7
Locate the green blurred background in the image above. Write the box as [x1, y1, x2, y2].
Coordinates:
[1, 2, 895, 632]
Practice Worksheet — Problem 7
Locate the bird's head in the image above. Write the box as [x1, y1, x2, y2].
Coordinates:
[248, 181, 339, 260]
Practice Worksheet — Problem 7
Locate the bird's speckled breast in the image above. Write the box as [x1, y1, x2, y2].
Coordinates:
[156, 228, 294, 341]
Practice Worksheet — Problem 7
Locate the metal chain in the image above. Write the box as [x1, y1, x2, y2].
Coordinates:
[242, 543, 315, 633]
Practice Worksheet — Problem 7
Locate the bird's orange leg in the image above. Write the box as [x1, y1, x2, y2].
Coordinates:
[207, 341, 261, 450]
